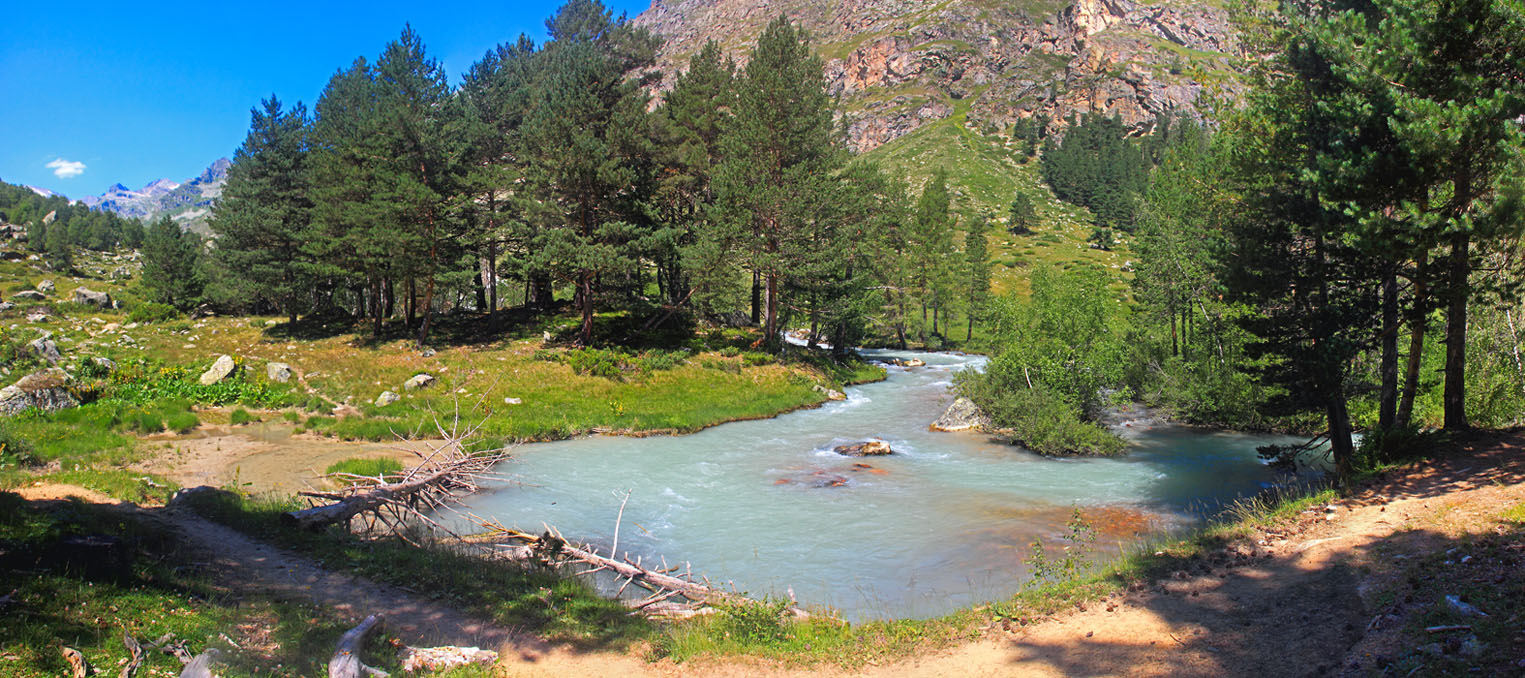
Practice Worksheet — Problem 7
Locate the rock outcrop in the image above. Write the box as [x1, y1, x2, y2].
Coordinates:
[375, 391, 401, 407]
[266, 362, 292, 383]
[0, 368, 78, 415]
[11, 290, 45, 302]
[635, 0, 1242, 153]
[72, 287, 112, 308]
[404, 373, 436, 391]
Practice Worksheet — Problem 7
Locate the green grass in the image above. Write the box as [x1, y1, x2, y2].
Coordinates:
[323, 456, 403, 480]
[0, 491, 393, 678]
[230, 407, 258, 425]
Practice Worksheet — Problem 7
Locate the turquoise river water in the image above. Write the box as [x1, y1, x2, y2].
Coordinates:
[458, 350, 1302, 621]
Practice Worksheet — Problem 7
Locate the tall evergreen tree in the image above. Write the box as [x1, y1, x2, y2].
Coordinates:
[964, 215, 991, 341]
[525, 0, 660, 346]
[909, 169, 958, 342]
[1008, 191, 1036, 235]
[141, 216, 204, 311]
[715, 15, 842, 350]
[210, 95, 314, 322]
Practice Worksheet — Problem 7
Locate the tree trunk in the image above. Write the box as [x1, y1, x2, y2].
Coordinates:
[328, 615, 385, 678]
[578, 269, 594, 347]
[473, 255, 487, 314]
[1379, 271, 1400, 432]
[1398, 255, 1429, 428]
[383, 279, 395, 320]
[765, 272, 779, 350]
[487, 239, 498, 327]
[406, 278, 416, 329]
[1443, 232, 1469, 430]
[1326, 390, 1355, 481]
[750, 271, 761, 325]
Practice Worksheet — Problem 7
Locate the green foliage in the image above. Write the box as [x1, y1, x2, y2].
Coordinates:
[229, 407, 258, 425]
[1025, 508, 1098, 585]
[140, 216, 205, 311]
[1008, 191, 1037, 235]
[1038, 114, 1150, 231]
[127, 302, 181, 326]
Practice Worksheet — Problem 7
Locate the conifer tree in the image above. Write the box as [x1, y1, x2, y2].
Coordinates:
[1008, 191, 1036, 235]
[715, 15, 841, 350]
[524, 0, 660, 346]
[141, 216, 203, 311]
[210, 96, 313, 322]
[909, 169, 957, 342]
[964, 215, 991, 341]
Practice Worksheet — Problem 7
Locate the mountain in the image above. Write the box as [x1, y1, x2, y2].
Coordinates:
[80, 157, 230, 234]
[635, 0, 1241, 153]
[634, 0, 1242, 295]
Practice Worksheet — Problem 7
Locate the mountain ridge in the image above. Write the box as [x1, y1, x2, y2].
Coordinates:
[77, 157, 230, 233]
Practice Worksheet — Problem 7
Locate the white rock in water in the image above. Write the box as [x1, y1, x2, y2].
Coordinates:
[199, 355, 237, 385]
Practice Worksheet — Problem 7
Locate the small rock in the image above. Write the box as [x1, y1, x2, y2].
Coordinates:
[91, 357, 116, 371]
[404, 373, 435, 391]
[1445, 594, 1488, 617]
[375, 391, 401, 407]
[29, 336, 60, 365]
[11, 290, 45, 302]
[25, 312, 48, 323]
[811, 384, 847, 400]
[834, 440, 894, 457]
[931, 397, 990, 432]
[0, 302, 13, 312]
[420, 348, 437, 358]
[503, 397, 522, 405]
[266, 362, 292, 383]
[198, 355, 237, 386]
[398, 646, 498, 673]
[35, 280, 54, 294]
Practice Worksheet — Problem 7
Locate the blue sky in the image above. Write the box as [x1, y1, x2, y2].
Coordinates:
[0, 0, 649, 198]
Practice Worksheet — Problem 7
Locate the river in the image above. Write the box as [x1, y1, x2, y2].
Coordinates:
[457, 349, 1302, 621]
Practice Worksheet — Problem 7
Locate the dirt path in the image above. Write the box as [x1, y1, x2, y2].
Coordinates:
[135, 425, 429, 495]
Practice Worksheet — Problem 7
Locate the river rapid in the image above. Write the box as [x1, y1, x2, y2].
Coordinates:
[458, 349, 1303, 621]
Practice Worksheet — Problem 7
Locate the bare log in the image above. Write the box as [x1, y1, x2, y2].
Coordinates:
[178, 649, 222, 678]
[121, 632, 145, 678]
[61, 646, 92, 678]
[329, 615, 389, 678]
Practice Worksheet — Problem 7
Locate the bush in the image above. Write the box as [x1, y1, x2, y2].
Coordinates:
[230, 408, 257, 426]
[741, 352, 775, 367]
[714, 600, 793, 645]
[130, 411, 165, 433]
[127, 302, 180, 324]
[564, 348, 626, 379]
[164, 411, 199, 433]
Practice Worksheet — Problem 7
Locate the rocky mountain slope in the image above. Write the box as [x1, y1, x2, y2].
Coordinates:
[80, 158, 230, 234]
[635, 0, 1242, 154]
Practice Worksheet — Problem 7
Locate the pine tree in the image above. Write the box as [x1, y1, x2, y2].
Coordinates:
[909, 169, 957, 343]
[1008, 191, 1036, 235]
[210, 95, 313, 323]
[964, 215, 991, 341]
[141, 217, 203, 311]
[524, 0, 660, 346]
[715, 14, 842, 350]
[44, 221, 72, 274]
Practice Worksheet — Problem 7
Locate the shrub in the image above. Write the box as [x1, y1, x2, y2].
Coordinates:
[127, 302, 180, 324]
[714, 600, 792, 645]
[130, 411, 165, 433]
[564, 348, 626, 379]
[230, 408, 257, 426]
[164, 411, 199, 433]
[636, 349, 686, 371]
[741, 352, 775, 367]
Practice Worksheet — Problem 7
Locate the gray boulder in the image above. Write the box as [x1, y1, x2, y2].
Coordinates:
[812, 384, 847, 401]
[29, 336, 60, 365]
[265, 362, 292, 383]
[375, 391, 400, 407]
[199, 355, 237, 385]
[11, 290, 45, 302]
[403, 373, 436, 391]
[72, 287, 113, 308]
[930, 397, 990, 432]
[0, 368, 78, 415]
[0, 302, 12, 312]
[36, 280, 54, 294]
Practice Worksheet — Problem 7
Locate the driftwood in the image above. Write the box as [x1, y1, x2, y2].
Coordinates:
[62, 646, 92, 678]
[178, 648, 222, 678]
[329, 615, 388, 678]
[481, 520, 807, 619]
[121, 632, 145, 678]
[283, 414, 509, 534]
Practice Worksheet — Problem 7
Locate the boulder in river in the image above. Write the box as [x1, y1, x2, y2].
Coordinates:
[404, 373, 436, 391]
[266, 362, 292, 383]
[0, 368, 78, 415]
[833, 440, 893, 457]
[930, 397, 990, 433]
[199, 355, 237, 385]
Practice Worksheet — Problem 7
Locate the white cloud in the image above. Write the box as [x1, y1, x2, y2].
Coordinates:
[45, 158, 86, 179]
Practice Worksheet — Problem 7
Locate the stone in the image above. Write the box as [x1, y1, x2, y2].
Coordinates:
[503, 397, 523, 405]
[35, 280, 54, 294]
[198, 355, 237, 385]
[931, 397, 990, 432]
[404, 373, 436, 391]
[26, 312, 48, 324]
[101, 323, 120, 332]
[0, 368, 78, 415]
[375, 391, 401, 407]
[0, 302, 12, 312]
[833, 440, 894, 457]
[398, 646, 499, 673]
[72, 287, 113, 308]
[91, 356, 116, 371]
[265, 362, 292, 383]
[11, 290, 45, 302]
[29, 336, 60, 365]
[420, 348, 437, 358]
[812, 384, 847, 401]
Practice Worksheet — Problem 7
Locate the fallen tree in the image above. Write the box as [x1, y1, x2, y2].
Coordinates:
[282, 415, 509, 535]
[329, 615, 388, 678]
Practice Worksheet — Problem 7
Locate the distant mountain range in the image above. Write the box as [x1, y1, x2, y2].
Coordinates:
[72, 158, 230, 234]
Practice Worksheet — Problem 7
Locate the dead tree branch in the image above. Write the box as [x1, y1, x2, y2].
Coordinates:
[329, 615, 388, 678]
